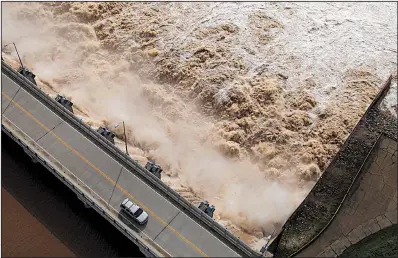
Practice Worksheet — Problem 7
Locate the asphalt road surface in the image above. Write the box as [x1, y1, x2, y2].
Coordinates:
[2, 68, 241, 257]
[2, 131, 144, 257]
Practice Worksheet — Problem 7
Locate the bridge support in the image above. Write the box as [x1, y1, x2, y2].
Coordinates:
[77, 194, 91, 209]
[23, 146, 38, 163]
[1, 121, 164, 257]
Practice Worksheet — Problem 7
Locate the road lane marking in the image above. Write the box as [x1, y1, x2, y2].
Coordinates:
[2, 116, 168, 255]
[2, 91, 209, 257]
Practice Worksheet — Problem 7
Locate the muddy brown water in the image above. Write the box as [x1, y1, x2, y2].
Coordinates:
[2, 187, 76, 257]
[2, 2, 397, 247]
[1, 132, 144, 257]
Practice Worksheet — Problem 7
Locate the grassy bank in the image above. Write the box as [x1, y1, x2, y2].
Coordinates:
[340, 224, 398, 258]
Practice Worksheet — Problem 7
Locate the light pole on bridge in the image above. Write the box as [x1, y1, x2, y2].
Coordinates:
[114, 121, 129, 155]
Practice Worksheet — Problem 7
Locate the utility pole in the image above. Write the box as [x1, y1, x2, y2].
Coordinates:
[122, 121, 128, 155]
[115, 121, 129, 155]
[260, 228, 276, 256]
[13, 42, 24, 69]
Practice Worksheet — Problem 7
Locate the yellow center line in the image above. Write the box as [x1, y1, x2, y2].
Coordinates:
[3, 115, 167, 255]
[2, 91, 209, 257]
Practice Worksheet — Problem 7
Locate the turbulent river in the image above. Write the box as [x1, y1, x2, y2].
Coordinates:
[2, 2, 397, 249]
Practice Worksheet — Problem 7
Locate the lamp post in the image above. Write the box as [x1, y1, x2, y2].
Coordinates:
[260, 229, 276, 256]
[114, 121, 128, 155]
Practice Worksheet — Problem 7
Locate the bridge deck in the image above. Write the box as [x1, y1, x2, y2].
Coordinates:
[1, 72, 240, 257]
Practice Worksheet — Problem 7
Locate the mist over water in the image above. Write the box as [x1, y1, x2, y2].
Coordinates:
[2, 2, 396, 248]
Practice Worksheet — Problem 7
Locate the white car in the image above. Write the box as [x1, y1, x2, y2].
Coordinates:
[120, 198, 149, 225]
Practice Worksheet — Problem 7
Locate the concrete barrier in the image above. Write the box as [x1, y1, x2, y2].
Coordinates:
[1, 117, 169, 257]
[2, 60, 259, 257]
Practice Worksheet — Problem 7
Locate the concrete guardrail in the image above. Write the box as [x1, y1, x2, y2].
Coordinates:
[2, 61, 260, 257]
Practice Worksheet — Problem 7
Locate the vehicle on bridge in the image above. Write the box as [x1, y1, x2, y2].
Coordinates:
[55, 94, 74, 113]
[145, 161, 163, 179]
[96, 126, 116, 144]
[120, 198, 149, 225]
[9, 42, 38, 86]
[17, 66, 37, 86]
[198, 200, 215, 218]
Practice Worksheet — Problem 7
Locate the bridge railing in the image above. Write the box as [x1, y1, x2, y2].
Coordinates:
[2, 61, 260, 257]
[2, 116, 165, 257]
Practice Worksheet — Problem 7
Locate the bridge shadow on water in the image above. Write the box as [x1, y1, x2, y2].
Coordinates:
[1, 131, 144, 257]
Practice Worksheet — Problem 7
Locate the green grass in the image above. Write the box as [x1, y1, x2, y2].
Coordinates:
[340, 224, 398, 258]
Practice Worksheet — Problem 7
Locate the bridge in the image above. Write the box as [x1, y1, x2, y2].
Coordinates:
[1, 61, 261, 257]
